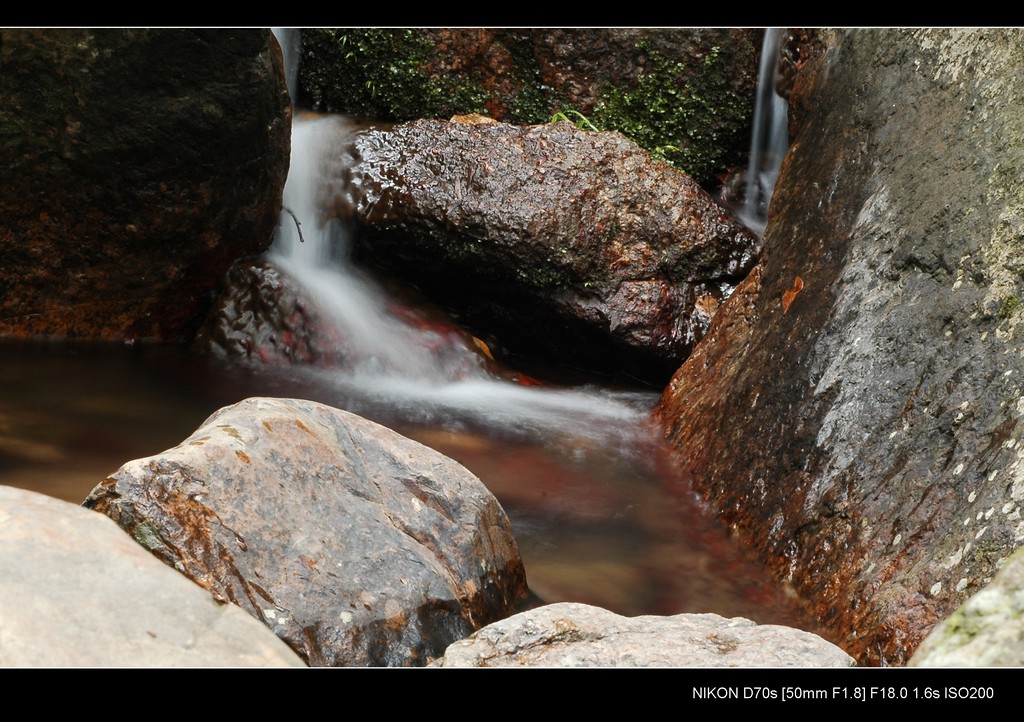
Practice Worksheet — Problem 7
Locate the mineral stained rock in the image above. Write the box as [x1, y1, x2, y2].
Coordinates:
[85, 397, 529, 666]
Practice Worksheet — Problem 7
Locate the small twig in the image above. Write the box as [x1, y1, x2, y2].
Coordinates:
[282, 207, 305, 243]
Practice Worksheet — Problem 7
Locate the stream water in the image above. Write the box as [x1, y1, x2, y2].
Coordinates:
[0, 29, 818, 634]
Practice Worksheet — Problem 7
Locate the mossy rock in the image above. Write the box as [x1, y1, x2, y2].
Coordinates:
[295, 28, 760, 185]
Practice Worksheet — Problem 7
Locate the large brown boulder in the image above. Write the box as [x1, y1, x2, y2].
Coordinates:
[84, 397, 529, 666]
[340, 117, 759, 382]
[656, 28, 1024, 665]
[0, 29, 291, 342]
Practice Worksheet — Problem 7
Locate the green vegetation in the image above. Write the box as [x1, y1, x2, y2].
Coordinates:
[550, 109, 599, 131]
[298, 29, 488, 120]
[297, 31, 752, 185]
[1000, 294, 1019, 319]
[591, 41, 752, 182]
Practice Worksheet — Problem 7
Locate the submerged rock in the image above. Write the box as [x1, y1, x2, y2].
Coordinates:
[433, 602, 854, 667]
[657, 28, 1024, 665]
[0, 485, 304, 667]
[0, 29, 291, 343]
[341, 118, 759, 382]
[84, 397, 529, 666]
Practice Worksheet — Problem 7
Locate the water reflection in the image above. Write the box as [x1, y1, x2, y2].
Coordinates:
[0, 339, 814, 629]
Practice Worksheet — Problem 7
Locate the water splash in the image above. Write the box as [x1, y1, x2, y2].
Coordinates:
[737, 28, 790, 236]
[266, 112, 657, 449]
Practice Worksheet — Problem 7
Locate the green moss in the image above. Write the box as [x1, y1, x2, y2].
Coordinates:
[1000, 294, 1019, 319]
[503, 37, 570, 125]
[591, 41, 752, 184]
[132, 521, 165, 552]
[298, 29, 488, 120]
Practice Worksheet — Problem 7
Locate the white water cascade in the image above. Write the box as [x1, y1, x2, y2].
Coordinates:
[738, 28, 789, 236]
[266, 32, 656, 448]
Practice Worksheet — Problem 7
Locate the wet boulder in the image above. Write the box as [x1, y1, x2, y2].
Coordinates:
[0, 485, 304, 667]
[657, 29, 1024, 665]
[433, 602, 854, 667]
[193, 260, 353, 366]
[0, 29, 291, 342]
[84, 397, 529, 666]
[340, 117, 759, 383]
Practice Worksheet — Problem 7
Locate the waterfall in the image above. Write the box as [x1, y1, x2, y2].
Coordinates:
[271, 28, 300, 105]
[738, 28, 789, 237]
[264, 29, 656, 446]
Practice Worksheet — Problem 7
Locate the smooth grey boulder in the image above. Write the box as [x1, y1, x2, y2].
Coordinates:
[0, 485, 305, 667]
[433, 602, 855, 667]
[910, 545, 1024, 666]
[84, 397, 529, 666]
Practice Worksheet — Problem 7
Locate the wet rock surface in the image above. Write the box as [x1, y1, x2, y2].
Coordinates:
[657, 29, 1024, 665]
[84, 397, 529, 666]
[0, 485, 305, 667]
[433, 602, 854, 667]
[340, 118, 759, 383]
[0, 29, 290, 342]
[910, 545, 1024, 667]
[193, 258, 501, 379]
[193, 261, 343, 366]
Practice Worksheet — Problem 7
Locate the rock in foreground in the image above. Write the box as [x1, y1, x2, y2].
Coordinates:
[85, 397, 529, 666]
[910, 546, 1024, 667]
[434, 602, 854, 667]
[0, 485, 304, 667]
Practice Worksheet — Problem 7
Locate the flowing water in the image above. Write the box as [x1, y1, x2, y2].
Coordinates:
[0, 30, 817, 632]
[737, 27, 789, 236]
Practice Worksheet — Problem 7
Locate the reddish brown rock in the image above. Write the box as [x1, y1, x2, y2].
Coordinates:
[0, 29, 291, 342]
[657, 29, 1024, 665]
[84, 397, 529, 666]
[340, 118, 759, 383]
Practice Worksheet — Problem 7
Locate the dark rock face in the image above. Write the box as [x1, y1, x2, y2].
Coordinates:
[297, 28, 759, 185]
[340, 118, 759, 383]
[0, 29, 291, 342]
[656, 29, 1024, 665]
[193, 260, 353, 366]
[84, 397, 529, 666]
[193, 258, 506, 381]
